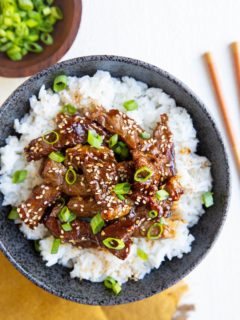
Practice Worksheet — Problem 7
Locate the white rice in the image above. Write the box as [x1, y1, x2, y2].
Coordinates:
[0, 71, 212, 284]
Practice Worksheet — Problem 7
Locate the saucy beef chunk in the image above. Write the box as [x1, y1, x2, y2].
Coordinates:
[100, 218, 136, 259]
[165, 176, 184, 201]
[147, 177, 183, 218]
[67, 196, 100, 218]
[131, 114, 178, 210]
[17, 184, 61, 229]
[25, 113, 108, 161]
[132, 150, 161, 196]
[137, 114, 175, 180]
[45, 206, 135, 259]
[45, 215, 100, 248]
[132, 217, 176, 239]
[66, 145, 132, 220]
[116, 161, 134, 182]
[41, 158, 91, 197]
[84, 105, 144, 149]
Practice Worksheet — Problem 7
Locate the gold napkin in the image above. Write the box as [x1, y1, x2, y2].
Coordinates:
[0, 253, 187, 320]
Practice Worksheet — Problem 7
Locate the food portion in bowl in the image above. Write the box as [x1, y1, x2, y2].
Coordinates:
[0, 0, 63, 61]
[0, 71, 213, 294]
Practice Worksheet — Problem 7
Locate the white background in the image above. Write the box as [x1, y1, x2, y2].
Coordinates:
[0, 1, 239, 319]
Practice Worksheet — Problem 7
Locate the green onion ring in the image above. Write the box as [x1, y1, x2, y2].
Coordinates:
[53, 75, 68, 92]
[148, 210, 158, 219]
[51, 238, 61, 254]
[202, 191, 214, 208]
[90, 213, 105, 235]
[114, 182, 131, 195]
[48, 151, 65, 163]
[147, 222, 164, 240]
[104, 276, 122, 295]
[8, 207, 20, 220]
[108, 134, 118, 148]
[62, 104, 77, 115]
[12, 170, 28, 184]
[134, 166, 153, 182]
[65, 167, 77, 185]
[103, 237, 125, 250]
[42, 130, 59, 145]
[61, 222, 72, 232]
[137, 248, 148, 261]
[156, 189, 169, 201]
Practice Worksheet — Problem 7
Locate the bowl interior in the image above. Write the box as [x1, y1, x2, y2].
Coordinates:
[0, 0, 82, 77]
[0, 56, 230, 305]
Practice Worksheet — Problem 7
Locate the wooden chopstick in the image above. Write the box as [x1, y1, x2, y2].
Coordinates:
[230, 42, 240, 102]
[203, 52, 240, 173]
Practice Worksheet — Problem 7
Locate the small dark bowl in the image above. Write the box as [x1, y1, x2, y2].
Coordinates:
[0, 0, 82, 78]
[0, 56, 230, 305]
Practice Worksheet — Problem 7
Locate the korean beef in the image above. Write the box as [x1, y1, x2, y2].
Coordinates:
[17, 105, 183, 260]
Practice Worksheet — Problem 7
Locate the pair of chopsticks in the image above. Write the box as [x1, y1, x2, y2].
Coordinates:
[203, 44, 240, 174]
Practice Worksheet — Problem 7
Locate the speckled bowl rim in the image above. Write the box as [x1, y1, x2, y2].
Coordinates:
[0, 55, 231, 305]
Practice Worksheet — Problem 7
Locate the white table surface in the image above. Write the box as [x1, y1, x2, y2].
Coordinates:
[0, 0, 239, 318]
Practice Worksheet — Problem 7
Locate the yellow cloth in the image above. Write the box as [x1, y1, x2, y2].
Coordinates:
[0, 253, 187, 320]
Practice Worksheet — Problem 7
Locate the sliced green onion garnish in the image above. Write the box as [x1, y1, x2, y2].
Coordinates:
[0, 2, 63, 61]
[103, 237, 125, 250]
[62, 222, 72, 232]
[140, 131, 151, 139]
[123, 99, 138, 111]
[104, 276, 122, 295]
[113, 141, 129, 160]
[104, 276, 116, 289]
[159, 217, 165, 225]
[8, 207, 19, 220]
[12, 170, 28, 184]
[38, 22, 53, 33]
[48, 151, 65, 163]
[57, 197, 65, 206]
[87, 130, 103, 149]
[147, 222, 164, 240]
[53, 75, 68, 92]
[26, 19, 38, 28]
[7, 46, 22, 61]
[28, 33, 39, 42]
[137, 248, 148, 261]
[114, 182, 131, 195]
[42, 130, 59, 144]
[51, 238, 60, 254]
[58, 206, 76, 224]
[134, 166, 153, 182]
[62, 104, 77, 115]
[117, 194, 125, 201]
[68, 212, 77, 223]
[42, 7, 51, 16]
[0, 42, 13, 53]
[40, 33, 53, 45]
[24, 42, 43, 53]
[108, 134, 118, 148]
[112, 282, 122, 295]
[58, 206, 71, 222]
[156, 189, 169, 201]
[202, 191, 214, 208]
[51, 6, 63, 20]
[34, 240, 40, 252]
[65, 167, 77, 185]
[18, 0, 34, 11]
[148, 210, 158, 219]
[90, 213, 105, 235]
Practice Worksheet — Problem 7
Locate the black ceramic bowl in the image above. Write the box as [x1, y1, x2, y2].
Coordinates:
[0, 56, 230, 305]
